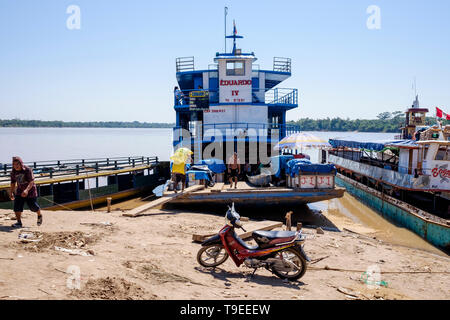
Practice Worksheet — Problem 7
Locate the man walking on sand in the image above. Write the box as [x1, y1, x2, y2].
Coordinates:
[9, 156, 42, 228]
[227, 152, 241, 189]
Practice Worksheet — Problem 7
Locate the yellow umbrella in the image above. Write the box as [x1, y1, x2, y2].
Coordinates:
[170, 147, 193, 164]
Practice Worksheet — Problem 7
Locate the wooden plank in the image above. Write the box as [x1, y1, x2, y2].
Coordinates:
[122, 185, 205, 217]
[210, 182, 224, 193]
[236, 222, 284, 240]
[192, 221, 283, 243]
[192, 233, 216, 242]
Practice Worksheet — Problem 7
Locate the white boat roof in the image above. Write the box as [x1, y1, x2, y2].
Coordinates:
[416, 140, 450, 145]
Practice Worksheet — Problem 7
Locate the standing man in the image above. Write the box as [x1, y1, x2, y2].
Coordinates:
[227, 152, 241, 189]
[9, 156, 42, 228]
[171, 159, 186, 193]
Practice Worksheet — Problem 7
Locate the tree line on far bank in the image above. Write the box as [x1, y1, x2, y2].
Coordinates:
[1, 111, 442, 132]
[0, 119, 175, 128]
[287, 111, 441, 133]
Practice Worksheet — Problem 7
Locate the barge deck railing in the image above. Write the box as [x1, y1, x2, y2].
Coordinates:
[0, 156, 159, 183]
[172, 122, 302, 144]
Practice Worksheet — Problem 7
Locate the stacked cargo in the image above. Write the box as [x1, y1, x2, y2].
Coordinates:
[285, 159, 336, 189]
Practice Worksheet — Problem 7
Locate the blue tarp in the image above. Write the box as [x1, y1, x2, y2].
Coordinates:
[286, 159, 336, 177]
[186, 170, 211, 182]
[328, 139, 413, 152]
[196, 158, 227, 173]
[270, 155, 294, 178]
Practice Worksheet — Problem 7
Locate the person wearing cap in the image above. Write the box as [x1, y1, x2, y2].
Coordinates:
[9, 156, 42, 228]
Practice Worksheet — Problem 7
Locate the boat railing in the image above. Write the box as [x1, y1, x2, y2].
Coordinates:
[273, 57, 291, 73]
[174, 88, 298, 107]
[176, 56, 195, 73]
[173, 122, 301, 142]
[174, 89, 219, 106]
[328, 149, 430, 175]
[0, 156, 159, 183]
[265, 88, 298, 106]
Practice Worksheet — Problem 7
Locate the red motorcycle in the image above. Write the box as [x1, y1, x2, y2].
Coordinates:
[197, 204, 310, 280]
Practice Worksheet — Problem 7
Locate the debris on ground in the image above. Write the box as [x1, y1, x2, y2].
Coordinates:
[54, 246, 94, 256]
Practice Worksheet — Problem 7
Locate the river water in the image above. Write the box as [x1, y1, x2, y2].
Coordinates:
[0, 127, 445, 255]
[0, 128, 395, 164]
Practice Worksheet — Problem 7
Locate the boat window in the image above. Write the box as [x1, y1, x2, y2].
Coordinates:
[435, 147, 449, 161]
[226, 60, 245, 76]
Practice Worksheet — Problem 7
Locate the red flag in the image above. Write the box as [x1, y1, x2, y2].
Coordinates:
[436, 107, 443, 118]
[436, 107, 450, 120]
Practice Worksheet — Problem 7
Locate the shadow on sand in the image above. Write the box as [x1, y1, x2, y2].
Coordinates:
[0, 225, 18, 233]
[165, 202, 340, 231]
[194, 266, 306, 290]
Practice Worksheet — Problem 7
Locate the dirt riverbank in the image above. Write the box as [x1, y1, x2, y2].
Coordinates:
[0, 207, 448, 300]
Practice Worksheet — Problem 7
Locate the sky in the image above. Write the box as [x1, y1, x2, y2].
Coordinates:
[0, 0, 449, 123]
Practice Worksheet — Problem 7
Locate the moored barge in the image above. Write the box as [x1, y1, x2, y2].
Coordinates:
[322, 97, 450, 251]
[0, 156, 170, 210]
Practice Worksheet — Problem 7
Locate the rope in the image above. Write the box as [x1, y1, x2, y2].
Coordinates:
[38, 196, 77, 212]
[308, 265, 450, 274]
[84, 168, 95, 212]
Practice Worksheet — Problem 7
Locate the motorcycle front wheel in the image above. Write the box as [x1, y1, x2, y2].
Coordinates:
[197, 244, 229, 267]
[271, 247, 307, 280]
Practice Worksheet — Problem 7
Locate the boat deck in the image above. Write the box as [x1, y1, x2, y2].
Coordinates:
[168, 181, 345, 206]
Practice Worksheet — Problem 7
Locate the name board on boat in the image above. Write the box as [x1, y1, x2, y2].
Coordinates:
[189, 90, 210, 111]
[219, 79, 252, 103]
[430, 162, 450, 189]
[218, 59, 253, 103]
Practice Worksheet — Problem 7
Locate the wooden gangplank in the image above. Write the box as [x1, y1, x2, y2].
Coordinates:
[210, 182, 225, 193]
[122, 185, 205, 217]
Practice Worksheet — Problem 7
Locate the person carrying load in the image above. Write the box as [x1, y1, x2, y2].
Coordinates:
[170, 148, 193, 193]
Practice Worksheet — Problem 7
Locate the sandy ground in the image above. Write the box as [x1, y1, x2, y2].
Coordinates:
[0, 206, 449, 300]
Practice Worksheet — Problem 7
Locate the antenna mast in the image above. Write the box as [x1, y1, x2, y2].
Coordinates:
[224, 7, 228, 53]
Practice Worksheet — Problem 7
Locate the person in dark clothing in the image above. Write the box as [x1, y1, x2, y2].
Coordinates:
[9, 156, 42, 228]
[227, 152, 241, 189]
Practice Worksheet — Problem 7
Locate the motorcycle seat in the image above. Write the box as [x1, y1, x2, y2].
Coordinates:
[252, 230, 297, 242]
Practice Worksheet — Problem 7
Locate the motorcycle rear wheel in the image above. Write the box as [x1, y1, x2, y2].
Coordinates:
[197, 244, 229, 267]
[271, 247, 307, 280]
